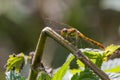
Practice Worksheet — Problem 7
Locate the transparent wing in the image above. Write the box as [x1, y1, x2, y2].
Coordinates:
[44, 18, 71, 34]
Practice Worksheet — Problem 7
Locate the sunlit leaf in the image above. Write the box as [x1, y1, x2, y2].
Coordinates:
[104, 44, 120, 57]
[5, 53, 29, 73]
[78, 48, 104, 67]
[52, 54, 75, 80]
[70, 69, 81, 75]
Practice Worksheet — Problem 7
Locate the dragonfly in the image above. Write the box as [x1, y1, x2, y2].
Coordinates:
[44, 19, 105, 49]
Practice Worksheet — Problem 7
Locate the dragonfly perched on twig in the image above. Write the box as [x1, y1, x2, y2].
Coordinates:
[44, 19, 105, 49]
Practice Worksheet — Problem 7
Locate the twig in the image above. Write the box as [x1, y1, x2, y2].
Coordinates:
[28, 27, 110, 80]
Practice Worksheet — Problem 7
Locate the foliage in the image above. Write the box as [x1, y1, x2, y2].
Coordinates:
[71, 68, 99, 80]
[5, 53, 31, 73]
[5, 53, 31, 80]
[37, 72, 51, 80]
[51, 54, 75, 80]
[37, 44, 120, 80]
[104, 44, 120, 60]
[5, 70, 26, 80]
[5, 44, 120, 80]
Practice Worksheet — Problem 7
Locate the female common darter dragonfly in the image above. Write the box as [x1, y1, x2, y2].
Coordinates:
[44, 19, 105, 49]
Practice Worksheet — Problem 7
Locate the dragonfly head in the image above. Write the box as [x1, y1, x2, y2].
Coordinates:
[61, 28, 77, 38]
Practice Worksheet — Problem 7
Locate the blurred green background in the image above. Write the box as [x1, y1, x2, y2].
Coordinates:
[1, 0, 120, 79]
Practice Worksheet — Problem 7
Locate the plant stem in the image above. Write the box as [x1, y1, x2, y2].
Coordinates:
[28, 28, 47, 80]
[28, 27, 110, 80]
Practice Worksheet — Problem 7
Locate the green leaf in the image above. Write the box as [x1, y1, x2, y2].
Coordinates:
[71, 73, 79, 80]
[71, 49, 104, 80]
[52, 54, 75, 80]
[104, 44, 120, 57]
[76, 59, 85, 68]
[78, 68, 99, 80]
[78, 48, 104, 68]
[71, 68, 99, 80]
[104, 66, 120, 72]
[5, 53, 27, 73]
[70, 69, 81, 74]
[37, 72, 51, 80]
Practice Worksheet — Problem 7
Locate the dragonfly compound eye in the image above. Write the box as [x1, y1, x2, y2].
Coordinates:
[62, 28, 68, 33]
[61, 28, 68, 37]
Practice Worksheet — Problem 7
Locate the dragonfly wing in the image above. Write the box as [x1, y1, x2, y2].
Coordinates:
[44, 18, 71, 32]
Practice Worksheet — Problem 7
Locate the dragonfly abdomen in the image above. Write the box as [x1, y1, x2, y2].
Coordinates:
[77, 31, 105, 49]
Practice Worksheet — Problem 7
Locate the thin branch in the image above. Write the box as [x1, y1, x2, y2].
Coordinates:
[28, 27, 110, 80]
[28, 28, 47, 80]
